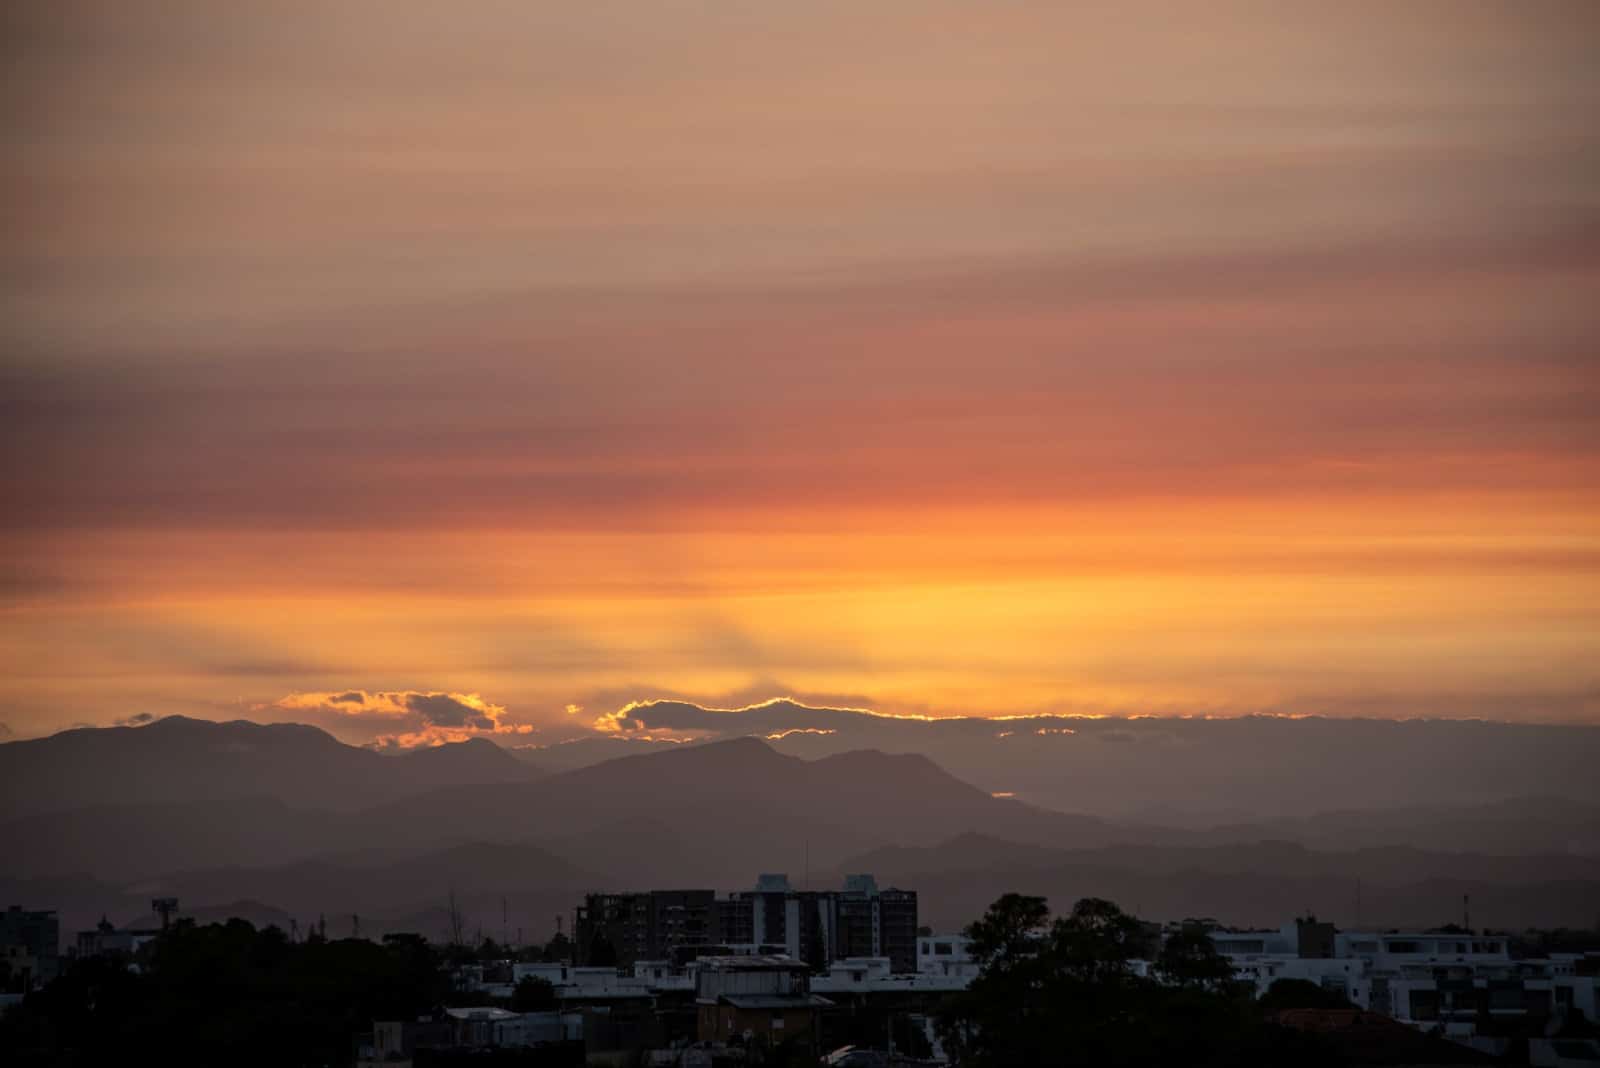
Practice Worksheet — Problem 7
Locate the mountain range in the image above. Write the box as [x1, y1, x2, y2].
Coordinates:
[4, 716, 1597, 944]
[552, 699, 1600, 821]
[0, 716, 537, 817]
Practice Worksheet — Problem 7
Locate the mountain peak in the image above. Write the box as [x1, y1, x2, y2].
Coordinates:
[0, 715, 525, 818]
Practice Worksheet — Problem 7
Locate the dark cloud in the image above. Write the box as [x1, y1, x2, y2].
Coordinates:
[114, 712, 156, 727]
[261, 689, 532, 749]
[403, 693, 497, 730]
[592, 698, 900, 737]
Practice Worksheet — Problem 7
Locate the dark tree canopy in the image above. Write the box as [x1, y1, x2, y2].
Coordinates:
[1256, 977, 1356, 1012]
[937, 895, 1338, 1068]
[510, 974, 558, 1012]
[0, 920, 450, 1067]
[964, 892, 1049, 968]
[1155, 924, 1237, 988]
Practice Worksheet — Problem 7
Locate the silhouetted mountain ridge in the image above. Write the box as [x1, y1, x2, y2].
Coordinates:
[5, 723, 1599, 942]
[0, 715, 539, 817]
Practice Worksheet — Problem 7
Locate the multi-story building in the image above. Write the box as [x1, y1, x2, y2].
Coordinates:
[875, 887, 920, 972]
[718, 875, 920, 973]
[574, 890, 717, 967]
[1198, 918, 1600, 1053]
[577, 876, 920, 973]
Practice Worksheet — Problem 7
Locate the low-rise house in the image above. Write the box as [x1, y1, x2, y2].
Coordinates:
[917, 934, 978, 979]
[694, 955, 831, 1050]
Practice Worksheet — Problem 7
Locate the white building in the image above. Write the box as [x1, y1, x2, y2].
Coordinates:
[1203, 922, 1600, 1047]
[917, 934, 979, 979]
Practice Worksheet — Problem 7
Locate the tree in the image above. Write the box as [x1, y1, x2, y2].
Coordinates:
[1, 917, 450, 1065]
[935, 895, 1336, 1067]
[511, 975, 558, 1012]
[935, 893, 1054, 1066]
[542, 930, 572, 963]
[1257, 977, 1353, 1011]
[964, 892, 1048, 968]
[1155, 925, 1235, 989]
[1049, 896, 1145, 984]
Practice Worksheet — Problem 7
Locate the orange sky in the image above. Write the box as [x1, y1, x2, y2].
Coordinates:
[3, 1, 1597, 743]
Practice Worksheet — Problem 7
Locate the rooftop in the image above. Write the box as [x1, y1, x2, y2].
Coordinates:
[696, 954, 808, 971]
[443, 1007, 520, 1021]
[719, 995, 834, 1010]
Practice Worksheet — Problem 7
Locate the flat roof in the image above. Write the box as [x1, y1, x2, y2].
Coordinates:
[718, 995, 834, 1010]
[697, 954, 807, 970]
[444, 1007, 520, 1021]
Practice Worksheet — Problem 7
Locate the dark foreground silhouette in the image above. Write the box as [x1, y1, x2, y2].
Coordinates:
[1, 898, 1518, 1066]
[0, 919, 448, 1066]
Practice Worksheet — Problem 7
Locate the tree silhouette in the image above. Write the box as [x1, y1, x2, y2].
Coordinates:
[511, 975, 558, 1012]
[542, 930, 573, 963]
[1155, 924, 1236, 988]
[0, 918, 450, 1065]
[936, 895, 1337, 1067]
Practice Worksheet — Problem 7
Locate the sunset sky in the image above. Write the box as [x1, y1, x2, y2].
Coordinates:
[4, 1, 1597, 747]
